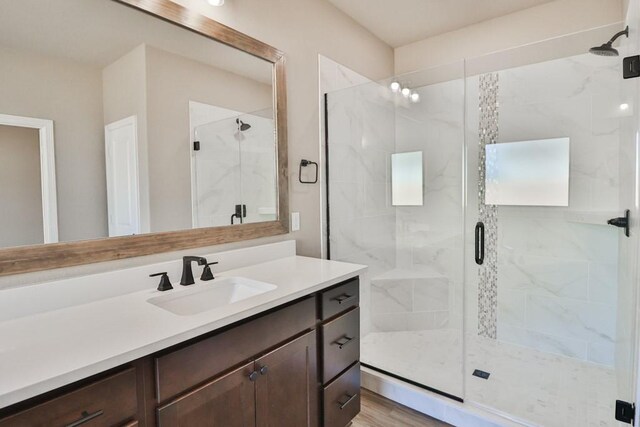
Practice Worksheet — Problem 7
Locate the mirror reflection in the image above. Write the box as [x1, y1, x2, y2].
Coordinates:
[0, 0, 277, 248]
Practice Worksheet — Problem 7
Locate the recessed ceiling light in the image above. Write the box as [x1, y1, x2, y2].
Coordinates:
[620, 103, 630, 111]
[208, 0, 224, 6]
[390, 81, 401, 93]
[401, 87, 411, 98]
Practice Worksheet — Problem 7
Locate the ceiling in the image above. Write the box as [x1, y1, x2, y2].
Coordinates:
[327, 0, 557, 47]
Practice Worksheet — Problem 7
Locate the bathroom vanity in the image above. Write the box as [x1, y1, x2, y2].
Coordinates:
[0, 242, 365, 427]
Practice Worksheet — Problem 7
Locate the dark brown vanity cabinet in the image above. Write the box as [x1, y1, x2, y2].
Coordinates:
[0, 275, 361, 427]
[319, 277, 361, 427]
[255, 331, 318, 426]
[0, 368, 139, 427]
[157, 361, 256, 426]
[157, 331, 318, 427]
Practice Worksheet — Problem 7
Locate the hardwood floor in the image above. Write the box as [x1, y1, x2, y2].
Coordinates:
[352, 389, 451, 427]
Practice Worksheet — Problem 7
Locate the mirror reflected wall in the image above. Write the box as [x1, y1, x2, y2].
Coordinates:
[0, 0, 278, 249]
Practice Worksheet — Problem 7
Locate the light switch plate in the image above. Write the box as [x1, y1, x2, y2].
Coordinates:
[291, 212, 300, 231]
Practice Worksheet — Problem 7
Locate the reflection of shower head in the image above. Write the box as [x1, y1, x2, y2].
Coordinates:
[589, 26, 629, 56]
[236, 118, 251, 131]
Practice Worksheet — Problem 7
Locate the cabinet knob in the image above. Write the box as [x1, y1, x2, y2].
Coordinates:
[260, 366, 268, 375]
[249, 371, 259, 382]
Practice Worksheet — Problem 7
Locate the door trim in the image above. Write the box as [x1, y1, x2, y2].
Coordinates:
[0, 113, 58, 244]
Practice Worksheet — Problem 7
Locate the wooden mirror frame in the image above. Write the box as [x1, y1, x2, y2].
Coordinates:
[0, 0, 288, 276]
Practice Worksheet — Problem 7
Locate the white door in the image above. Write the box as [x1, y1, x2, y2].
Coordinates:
[105, 116, 140, 237]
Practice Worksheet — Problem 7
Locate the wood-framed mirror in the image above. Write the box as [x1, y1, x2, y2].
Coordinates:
[0, 0, 288, 276]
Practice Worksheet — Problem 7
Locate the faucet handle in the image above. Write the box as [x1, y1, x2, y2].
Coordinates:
[201, 262, 218, 281]
[151, 272, 173, 291]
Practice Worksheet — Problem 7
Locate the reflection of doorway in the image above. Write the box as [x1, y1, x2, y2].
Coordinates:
[0, 114, 58, 246]
[105, 116, 141, 237]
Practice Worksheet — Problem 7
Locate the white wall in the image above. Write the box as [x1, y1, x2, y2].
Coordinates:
[395, 0, 624, 74]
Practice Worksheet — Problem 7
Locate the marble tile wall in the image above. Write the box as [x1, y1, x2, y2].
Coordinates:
[327, 69, 466, 398]
[387, 78, 466, 334]
[467, 53, 626, 366]
[326, 81, 397, 287]
[194, 111, 276, 227]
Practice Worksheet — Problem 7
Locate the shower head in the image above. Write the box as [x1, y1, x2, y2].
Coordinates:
[589, 26, 629, 56]
[236, 118, 251, 132]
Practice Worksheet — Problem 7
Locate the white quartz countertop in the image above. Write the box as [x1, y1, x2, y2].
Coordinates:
[0, 255, 365, 409]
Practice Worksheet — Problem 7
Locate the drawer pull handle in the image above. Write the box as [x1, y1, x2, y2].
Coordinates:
[260, 366, 268, 375]
[332, 294, 356, 304]
[65, 410, 104, 427]
[249, 371, 259, 382]
[338, 393, 358, 410]
[333, 335, 355, 349]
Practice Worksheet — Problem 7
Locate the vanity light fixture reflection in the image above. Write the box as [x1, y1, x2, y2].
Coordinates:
[390, 81, 401, 93]
[208, 0, 225, 5]
[620, 103, 630, 111]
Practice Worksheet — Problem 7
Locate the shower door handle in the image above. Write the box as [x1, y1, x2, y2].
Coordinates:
[475, 222, 485, 265]
[607, 209, 630, 237]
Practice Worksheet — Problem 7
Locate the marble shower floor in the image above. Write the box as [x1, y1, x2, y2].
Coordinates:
[361, 330, 624, 427]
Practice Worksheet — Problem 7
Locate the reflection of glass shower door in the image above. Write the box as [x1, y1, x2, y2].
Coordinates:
[193, 110, 277, 228]
[193, 118, 241, 228]
[236, 111, 278, 224]
[465, 53, 638, 427]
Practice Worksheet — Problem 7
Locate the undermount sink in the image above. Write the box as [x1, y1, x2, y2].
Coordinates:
[147, 277, 277, 316]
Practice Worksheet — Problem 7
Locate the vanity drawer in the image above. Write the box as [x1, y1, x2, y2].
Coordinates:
[155, 296, 316, 402]
[321, 307, 360, 384]
[0, 368, 137, 427]
[320, 277, 359, 320]
[323, 363, 360, 427]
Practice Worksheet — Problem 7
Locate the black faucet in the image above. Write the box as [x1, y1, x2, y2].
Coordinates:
[181, 256, 208, 286]
[201, 262, 219, 281]
[150, 272, 173, 291]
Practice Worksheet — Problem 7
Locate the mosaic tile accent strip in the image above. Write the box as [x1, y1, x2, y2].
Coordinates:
[478, 73, 499, 339]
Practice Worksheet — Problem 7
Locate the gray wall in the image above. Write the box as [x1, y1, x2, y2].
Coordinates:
[0, 0, 393, 288]
[102, 44, 151, 233]
[145, 45, 273, 233]
[0, 45, 107, 243]
[0, 125, 43, 247]
[175, 0, 395, 257]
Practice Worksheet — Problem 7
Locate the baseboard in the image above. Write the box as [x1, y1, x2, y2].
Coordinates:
[361, 366, 532, 427]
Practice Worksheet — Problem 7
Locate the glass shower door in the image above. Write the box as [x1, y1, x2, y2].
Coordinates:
[464, 47, 639, 427]
[325, 61, 467, 400]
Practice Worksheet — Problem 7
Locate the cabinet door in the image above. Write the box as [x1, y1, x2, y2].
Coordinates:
[157, 361, 256, 427]
[255, 331, 318, 427]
